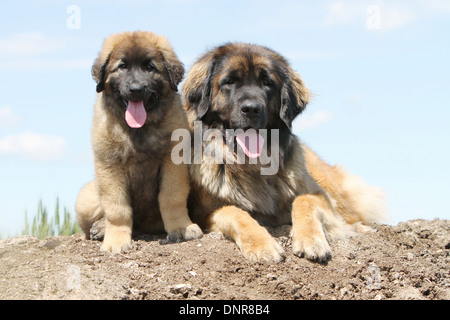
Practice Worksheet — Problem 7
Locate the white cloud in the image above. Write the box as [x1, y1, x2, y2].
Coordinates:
[380, 6, 416, 31]
[0, 107, 22, 128]
[0, 58, 91, 71]
[323, 1, 364, 27]
[0, 131, 67, 161]
[0, 32, 65, 58]
[0, 32, 91, 71]
[323, 1, 417, 32]
[294, 110, 333, 132]
[420, 0, 450, 13]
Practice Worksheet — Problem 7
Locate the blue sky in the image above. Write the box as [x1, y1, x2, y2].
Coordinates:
[1, 0, 449, 236]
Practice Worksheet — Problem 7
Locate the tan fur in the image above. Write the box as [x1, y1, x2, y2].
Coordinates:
[210, 206, 285, 262]
[182, 43, 386, 263]
[303, 144, 386, 227]
[75, 31, 202, 253]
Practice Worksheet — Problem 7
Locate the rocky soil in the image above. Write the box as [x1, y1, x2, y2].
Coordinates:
[0, 219, 448, 301]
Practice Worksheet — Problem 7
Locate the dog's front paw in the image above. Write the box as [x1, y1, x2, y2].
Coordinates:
[292, 234, 331, 264]
[239, 233, 285, 263]
[101, 228, 132, 254]
[164, 223, 203, 243]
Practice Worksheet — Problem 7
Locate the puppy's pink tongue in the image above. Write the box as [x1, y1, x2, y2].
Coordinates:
[236, 130, 264, 159]
[125, 101, 147, 128]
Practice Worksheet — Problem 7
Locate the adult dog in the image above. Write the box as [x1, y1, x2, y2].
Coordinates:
[76, 31, 202, 253]
[182, 43, 385, 263]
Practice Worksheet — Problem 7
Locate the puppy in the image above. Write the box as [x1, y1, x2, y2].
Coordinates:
[76, 31, 203, 253]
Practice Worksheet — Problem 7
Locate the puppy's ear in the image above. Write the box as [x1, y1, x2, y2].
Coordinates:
[91, 33, 125, 93]
[163, 57, 184, 92]
[279, 66, 311, 130]
[92, 53, 110, 93]
[182, 54, 217, 120]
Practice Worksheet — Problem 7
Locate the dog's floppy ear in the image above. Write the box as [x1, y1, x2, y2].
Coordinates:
[92, 53, 110, 93]
[91, 33, 124, 93]
[279, 66, 311, 130]
[182, 54, 218, 120]
[160, 50, 185, 92]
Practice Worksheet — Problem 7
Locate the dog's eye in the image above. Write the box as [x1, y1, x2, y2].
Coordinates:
[145, 63, 155, 72]
[220, 76, 239, 88]
[262, 78, 273, 87]
[118, 62, 127, 70]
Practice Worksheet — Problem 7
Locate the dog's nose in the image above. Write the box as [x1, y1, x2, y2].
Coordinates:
[241, 102, 262, 118]
[129, 83, 144, 94]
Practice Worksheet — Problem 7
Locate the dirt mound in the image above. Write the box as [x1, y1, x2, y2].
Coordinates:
[0, 219, 448, 300]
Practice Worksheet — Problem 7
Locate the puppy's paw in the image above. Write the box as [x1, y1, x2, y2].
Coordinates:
[292, 234, 331, 264]
[164, 223, 203, 244]
[240, 235, 285, 263]
[101, 229, 132, 254]
[182, 223, 204, 240]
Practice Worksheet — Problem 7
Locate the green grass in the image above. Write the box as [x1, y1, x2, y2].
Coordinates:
[22, 198, 82, 240]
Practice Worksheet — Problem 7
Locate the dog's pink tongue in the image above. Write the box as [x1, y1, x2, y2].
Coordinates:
[125, 101, 147, 128]
[236, 130, 264, 159]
